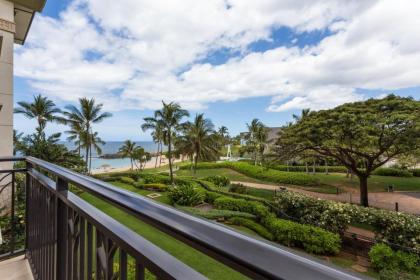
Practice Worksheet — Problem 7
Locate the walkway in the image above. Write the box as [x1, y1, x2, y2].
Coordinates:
[0, 255, 33, 280]
[232, 181, 420, 215]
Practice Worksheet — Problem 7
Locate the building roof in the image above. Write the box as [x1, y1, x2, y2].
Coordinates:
[11, 0, 47, 44]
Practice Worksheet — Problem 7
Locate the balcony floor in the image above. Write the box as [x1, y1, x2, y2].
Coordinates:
[0, 255, 33, 280]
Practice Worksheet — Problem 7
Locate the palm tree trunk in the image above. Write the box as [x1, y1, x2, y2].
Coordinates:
[155, 142, 159, 168]
[89, 145, 92, 173]
[312, 161, 316, 174]
[325, 160, 329, 175]
[168, 132, 174, 184]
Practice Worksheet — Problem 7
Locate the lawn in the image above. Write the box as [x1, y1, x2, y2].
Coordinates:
[314, 173, 420, 192]
[175, 168, 265, 183]
[80, 188, 247, 280]
[175, 167, 420, 193]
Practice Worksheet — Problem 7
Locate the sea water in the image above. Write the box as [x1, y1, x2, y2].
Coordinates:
[62, 141, 166, 170]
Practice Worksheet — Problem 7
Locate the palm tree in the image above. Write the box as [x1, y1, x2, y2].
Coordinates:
[65, 122, 84, 155]
[63, 98, 112, 170]
[87, 131, 105, 172]
[14, 94, 62, 133]
[292, 108, 310, 123]
[178, 114, 219, 173]
[118, 140, 137, 170]
[142, 101, 189, 183]
[13, 130, 24, 155]
[151, 123, 165, 168]
[246, 118, 265, 165]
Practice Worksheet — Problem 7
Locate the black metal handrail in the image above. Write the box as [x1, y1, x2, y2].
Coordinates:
[0, 156, 365, 279]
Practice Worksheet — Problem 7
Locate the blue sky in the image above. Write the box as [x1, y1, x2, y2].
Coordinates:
[13, 0, 420, 141]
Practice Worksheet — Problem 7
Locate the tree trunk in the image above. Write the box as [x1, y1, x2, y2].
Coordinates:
[130, 158, 133, 170]
[89, 145, 92, 173]
[359, 175, 369, 207]
[325, 160, 329, 175]
[194, 154, 198, 174]
[312, 161, 316, 174]
[305, 162, 308, 173]
[168, 131, 174, 184]
[286, 161, 289, 172]
[154, 142, 159, 168]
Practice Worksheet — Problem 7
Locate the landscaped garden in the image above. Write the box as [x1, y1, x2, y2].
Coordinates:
[90, 168, 420, 279]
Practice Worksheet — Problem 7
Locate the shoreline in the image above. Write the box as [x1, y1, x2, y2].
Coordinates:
[91, 156, 183, 174]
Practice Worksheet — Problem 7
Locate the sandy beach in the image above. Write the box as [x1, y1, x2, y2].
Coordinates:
[91, 156, 183, 174]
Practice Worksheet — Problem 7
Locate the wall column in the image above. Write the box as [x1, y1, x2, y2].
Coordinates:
[0, 0, 15, 210]
[0, 0, 14, 164]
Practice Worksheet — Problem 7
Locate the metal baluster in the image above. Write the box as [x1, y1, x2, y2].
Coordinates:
[87, 223, 93, 280]
[79, 217, 86, 280]
[56, 177, 69, 280]
[135, 259, 145, 280]
[119, 250, 127, 280]
[10, 172, 15, 254]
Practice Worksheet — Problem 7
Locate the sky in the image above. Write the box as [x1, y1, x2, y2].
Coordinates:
[13, 0, 420, 141]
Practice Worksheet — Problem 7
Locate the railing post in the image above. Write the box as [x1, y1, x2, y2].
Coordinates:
[56, 177, 68, 280]
[25, 162, 32, 254]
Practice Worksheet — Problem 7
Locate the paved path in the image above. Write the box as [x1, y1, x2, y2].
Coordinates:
[0, 255, 33, 280]
[232, 181, 420, 215]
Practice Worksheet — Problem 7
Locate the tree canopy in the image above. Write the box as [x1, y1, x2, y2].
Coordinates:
[276, 95, 420, 206]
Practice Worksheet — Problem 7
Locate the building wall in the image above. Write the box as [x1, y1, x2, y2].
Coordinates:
[0, 0, 15, 210]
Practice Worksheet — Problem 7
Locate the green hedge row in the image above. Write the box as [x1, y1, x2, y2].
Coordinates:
[213, 196, 341, 255]
[181, 162, 320, 186]
[177, 206, 256, 220]
[269, 165, 348, 173]
[369, 243, 419, 277]
[372, 168, 413, 177]
[228, 217, 274, 240]
[274, 191, 420, 251]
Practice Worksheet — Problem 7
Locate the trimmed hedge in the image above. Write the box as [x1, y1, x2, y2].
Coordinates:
[274, 191, 420, 251]
[120, 176, 135, 185]
[181, 162, 320, 186]
[269, 165, 348, 173]
[372, 168, 413, 177]
[177, 206, 256, 220]
[228, 217, 273, 240]
[214, 196, 341, 255]
[369, 243, 420, 276]
[133, 182, 168, 192]
[202, 175, 230, 187]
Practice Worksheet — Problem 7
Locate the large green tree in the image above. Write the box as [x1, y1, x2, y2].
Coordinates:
[276, 95, 420, 206]
[118, 140, 137, 170]
[176, 114, 220, 173]
[142, 101, 189, 183]
[14, 94, 62, 133]
[63, 98, 112, 172]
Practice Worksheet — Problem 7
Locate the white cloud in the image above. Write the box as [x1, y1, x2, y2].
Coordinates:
[14, 0, 420, 113]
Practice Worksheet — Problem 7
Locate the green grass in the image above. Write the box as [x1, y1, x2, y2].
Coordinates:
[80, 191, 247, 280]
[175, 168, 265, 183]
[314, 173, 420, 192]
[175, 167, 420, 193]
[111, 181, 171, 204]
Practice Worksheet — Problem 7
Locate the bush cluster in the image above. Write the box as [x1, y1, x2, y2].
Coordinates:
[182, 162, 320, 186]
[369, 243, 419, 277]
[228, 217, 274, 240]
[274, 191, 420, 251]
[177, 206, 256, 220]
[269, 165, 348, 173]
[202, 175, 230, 187]
[133, 182, 168, 192]
[413, 169, 420, 177]
[214, 196, 341, 255]
[229, 183, 248, 194]
[168, 184, 203, 206]
[120, 176, 135, 185]
[372, 168, 413, 177]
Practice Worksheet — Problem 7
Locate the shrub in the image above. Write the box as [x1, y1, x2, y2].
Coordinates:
[177, 206, 256, 220]
[229, 183, 248, 194]
[119, 176, 135, 185]
[133, 183, 168, 192]
[168, 185, 203, 206]
[202, 175, 230, 187]
[378, 269, 419, 280]
[373, 168, 413, 177]
[269, 165, 348, 173]
[274, 191, 420, 251]
[263, 215, 341, 255]
[412, 168, 420, 177]
[204, 191, 222, 204]
[229, 217, 273, 240]
[214, 197, 270, 219]
[369, 244, 420, 275]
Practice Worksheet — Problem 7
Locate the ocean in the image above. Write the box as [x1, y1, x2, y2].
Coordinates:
[62, 141, 165, 170]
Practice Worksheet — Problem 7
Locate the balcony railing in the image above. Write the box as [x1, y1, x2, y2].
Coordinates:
[0, 156, 364, 280]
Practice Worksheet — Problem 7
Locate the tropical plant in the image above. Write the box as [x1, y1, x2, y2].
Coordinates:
[118, 140, 137, 170]
[63, 98, 112, 172]
[151, 123, 165, 168]
[132, 147, 151, 170]
[245, 119, 267, 165]
[275, 95, 420, 206]
[14, 94, 62, 133]
[176, 114, 220, 173]
[142, 101, 189, 183]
